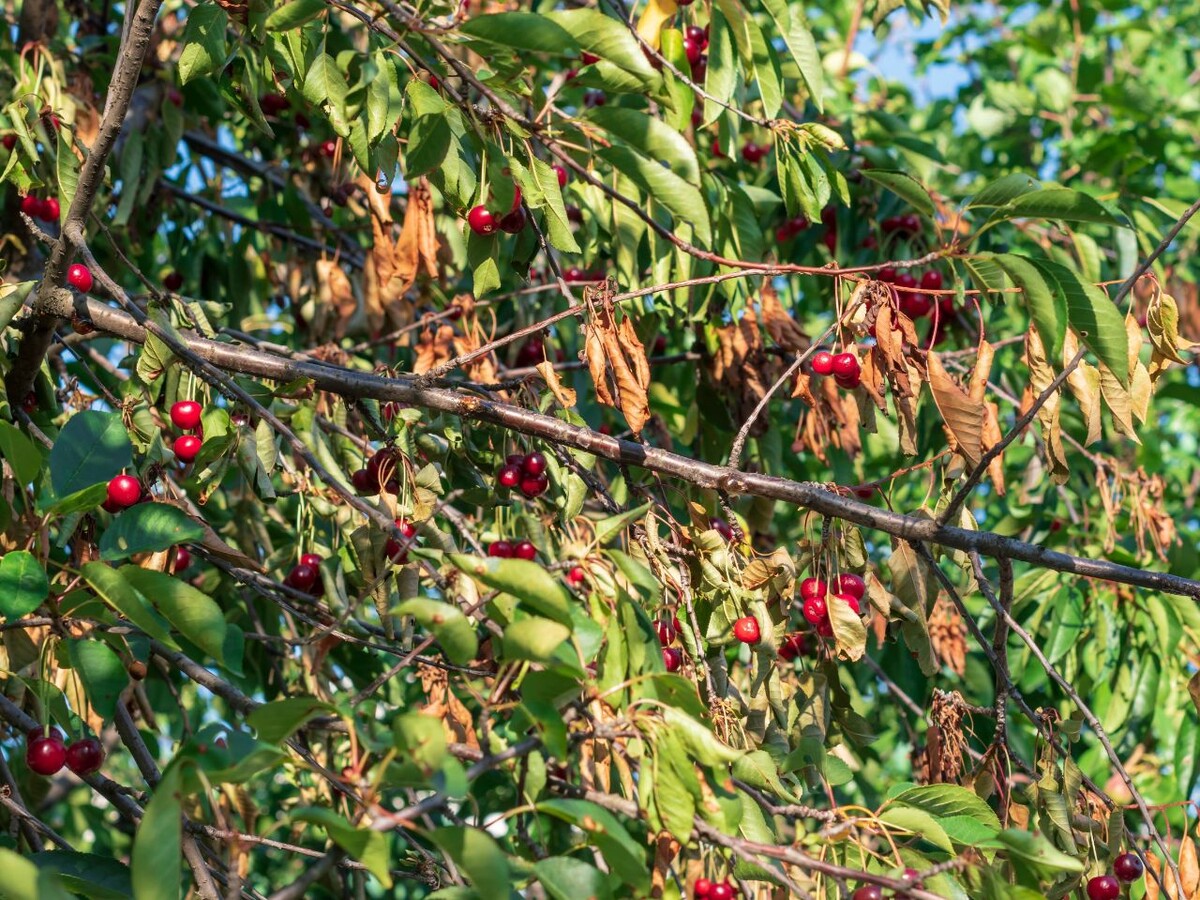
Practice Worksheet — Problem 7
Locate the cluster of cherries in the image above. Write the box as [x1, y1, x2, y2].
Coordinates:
[495, 451, 550, 499]
[284, 552, 324, 595]
[170, 400, 205, 463]
[466, 184, 531, 237]
[386, 519, 419, 564]
[879, 267, 946, 320]
[655, 615, 685, 672]
[800, 572, 866, 637]
[351, 447, 404, 495]
[1086, 855, 1144, 900]
[692, 877, 736, 899]
[808, 349, 862, 390]
[880, 213, 923, 237]
[19, 194, 60, 223]
[26, 727, 104, 778]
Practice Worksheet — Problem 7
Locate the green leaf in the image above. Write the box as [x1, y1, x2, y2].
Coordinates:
[759, 0, 823, 110]
[0, 281, 35, 332]
[593, 502, 652, 547]
[294, 808, 393, 888]
[860, 169, 935, 215]
[98, 503, 205, 561]
[25, 851, 132, 900]
[534, 857, 613, 900]
[131, 764, 183, 900]
[663, 706, 744, 766]
[303, 54, 349, 135]
[394, 598, 479, 665]
[732, 750, 799, 802]
[178, 5, 228, 85]
[430, 827, 509, 900]
[597, 145, 711, 246]
[967, 173, 1042, 209]
[545, 9, 658, 81]
[0, 847, 75, 900]
[265, 0, 325, 30]
[449, 555, 573, 627]
[536, 800, 649, 890]
[120, 567, 228, 666]
[702, 6, 736, 126]
[502, 617, 572, 664]
[247, 697, 337, 743]
[0, 550, 48, 620]
[1033, 260, 1129, 382]
[891, 784, 1002, 832]
[879, 806, 954, 853]
[0, 420, 42, 486]
[991, 829, 1085, 874]
[68, 639, 126, 721]
[406, 112, 453, 177]
[81, 562, 177, 647]
[458, 13, 578, 54]
[56, 138, 79, 222]
[48, 411, 133, 498]
[586, 107, 700, 185]
[994, 189, 1127, 227]
[995, 253, 1066, 363]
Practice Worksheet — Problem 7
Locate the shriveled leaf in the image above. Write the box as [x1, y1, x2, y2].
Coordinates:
[927, 351, 984, 468]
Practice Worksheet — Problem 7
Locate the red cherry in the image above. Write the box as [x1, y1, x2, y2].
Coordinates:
[171, 400, 203, 431]
[683, 37, 703, 66]
[811, 351, 835, 376]
[816, 618, 834, 637]
[173, 434, 202, 462]
[581, 52, 599, 65]
[1114, 853, 1144, 883]
[467, 205, 498, 236]
[488, 540, 514, 558]
[920, 270, 943, 291]
[685, 25, 705, 44]
[107, 475, 142, 510]
[779, 633, 807, 661]
[834, 573, 866, 599]
[800, 578, 826, 600]
[901, 293, 933, 318]
[498, 206, 527, 234]
[40, 197, 60, 222]
[862, 234, 878, 249]
[300, 553, 323, 568]
[2, 134, 16, 150]
[900, 213, 922, 234]
[566, 565, 586, 585]
[894, 271, 917, 290]
[852, 888, 883, 900]
[285, 563, 319, 592]
[386, 522, 417, 563]
[835, 370, 862, 390]
[522, 452, 547, 476]
[583, 90, 606, 108]
[831, 353, 860, 380]
[318, 139, 337, 158]
[881, 216, 903, 233]
[733, 616, 760, 644]
[553, 165, 568, 188]
[505, 453, 526, 467]
[691, 55, 707, 82]
[565, 204, 583, 223]
[741, 142, 761, 163]
[65, 738, 104, 776]
[27, 736, 67, 776]
[20, 391, 37, 414]
[497, 464, 521, 488]
[351, 468, 376, 493]
[711, 136, 724, 158]
[20, 195, 41, 217]
[27, 726, 64, 743]
[832, 592, 861, 615]
[654, 619, 677, 646]
[174, 546, 191, 571]
[164, 271, 184, 291]
[694, 877, 713, 898]
[802, 597, 828, 625]
[878, 267, 897, 283]
[662, 647, 683, 672]
[514, 540, 538, 560]
[1087, 877, 1120, 900]
[67, 264, 93, 293]
[676, 0, 694, 6]
[519, 474, 549, 498]
[709, 517, 733, 541]
[709, 883, 734, 900]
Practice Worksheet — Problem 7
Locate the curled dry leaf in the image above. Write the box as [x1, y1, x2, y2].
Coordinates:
[583, 290, 652, 434]
[1147, 281, 1191, 365]
[927, 350, 984, 468]
[315, 258, 359, 339]
[1063, 331, 1103, 446]
[760, 282, 809, 352]
[711, 307, 770, 434]
[535, 360, 577, 408]
[1181, 834, 1199, 900]
[1025, 326, 1070, 484]
[414, 322, 456, 374]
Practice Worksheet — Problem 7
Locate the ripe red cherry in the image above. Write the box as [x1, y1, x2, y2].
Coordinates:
[20, 195, 41, 217]
[832, 592, 861, 615]
[834, 573, 866, 599]
[514, 540, 537, 560]
[654, 619, 677, 645]
[709, 883, 734, 900]
[709, 517, 733, 541]
[1114, 853, 1144, 882]
[488, 540, 514, 558]
[318, 139, 337, 158]
[683, 37, 703, 66]
[920, 270, 943, 291]
[164, 271, 184, 291]
[386, 521, 417, 562]
[498, 206, 527, 234]
[171, 400, 203, 431]
[67, 264, 93, 293]
[173, 434, 202, 462]
[583, 89, 606, 107]
[694, 877, 713, 898]
[1087, 876, 1120, 900]
[286, 562, 319, 592]
[816, 618, 834, 637]
[779, 633, 807, 661]
[497, 464, 521, 488]
[894, 271, 918, 290]
[41, 197, 60, 221]
[351, 468, 376, 492]
[467, 205, 498, 236]
[65, 738, 104, 776]
[878, 267, 897, 283]
[553, 165, 568, 188]
[852, 887, 883, 900]
[174, 546, 191, 571]
[107, 475, 142, 510]
[27, 726, 64, 743]
[662, 647, 683, 672]
[520, 474, 548, 498]
[522, 452, 547, 476]
[811, 351, 835, 376]
[800, 577, 826, 600]
[733, 616, 760, 644]
[741, 142, 761, 163]
[27, 735, 67, 776]
[901, 293, 933, 318]
[581, 52, 599, 65]
[900, 213, 922, 234]
[2, 133, 16, 150]
[802, 596, 827, 625]
[566, 565, 586, 585]
[831, 353, 860, 380]
[300, 552, 324, 568]
[684, 25, 706, 45]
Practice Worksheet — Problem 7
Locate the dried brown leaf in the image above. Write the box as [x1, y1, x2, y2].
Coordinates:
[760, 283, 808, 352]
[1147, 284, 1190, 364]
[927, 351, 984, 468]
[968, 340, 995, 403]
[413, 323, 456, 374]
[536, 361, 577, 408]
[1026, 327, 1070, 484]
[1182, 836, 1199, 900]
[983, 402, 1006, 496]
[584, 295, 651, 433]
[315, 259, 358, 339]
[393, 178, 441, 295]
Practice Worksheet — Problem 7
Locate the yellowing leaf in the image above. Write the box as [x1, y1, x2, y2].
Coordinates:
[636, 0, 678, 48]
[828, 594, 867, 661]
[927, 351, 984, 468]
[1147, 284, 1189, 364]
[1063, 332, 1102, 446]
[1181, 835, 1199, 900]
[1026, 326, 1069, 484]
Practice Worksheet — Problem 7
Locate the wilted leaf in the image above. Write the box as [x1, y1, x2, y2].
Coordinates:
[1025, 327, 1070, 484]
[760, 283, 808, 352]
[927, 351, 984, 468]
[536, 361, 577, 408]
[583, 289, 651, 434]
[316, 259, 358, 339]
[1063, 331, 1102, 446]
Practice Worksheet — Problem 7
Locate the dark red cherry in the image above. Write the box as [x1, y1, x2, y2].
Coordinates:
[65, 738, 104, 775]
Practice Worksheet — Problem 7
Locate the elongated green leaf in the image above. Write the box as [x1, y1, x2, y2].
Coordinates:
[303, 54, 349, 134]
[405, 112, 453, 177]
[702, 6, 736, 126]
[995, 253, 1066, 363]
[48, 411, 133, 498]
[597, 145, 711, 245]
[503, 617, 572, 663]
[860, 169, 934, 215]
[68, 639, 125, 721]
[81, 562, 177, 646]
[430, 827, 509, 900]
[294, 808, 392, 888]
[178, 5, 228, 85]
[395, 598, 479, 665]
[759, 0, 823, 110]
[458, 13, 578, 54]
[131, 764, 183, 900]
[535, 857, 613, 900]
[99, 503, 205, 561]
[1033, 260, 1129, 382]
[247, 697, 337, 743]
[593, 502, 652, 547]
[891, 784, 1002, 832]
[586, 107, 700, 185]
[0, 550, 48, 620]
[265, 0, 325, 30]
[26, 851, 132, 900]
[967, 173, 1041, 209]
[120, 567, 227, 666]
[536, 800, 649, 889]
[880, 806, 954, 853]
[995, 188, 1127, 226]
[449, 555, 573, 627]
[0, 281, 35, 332]
[545, 9, 657, 81]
